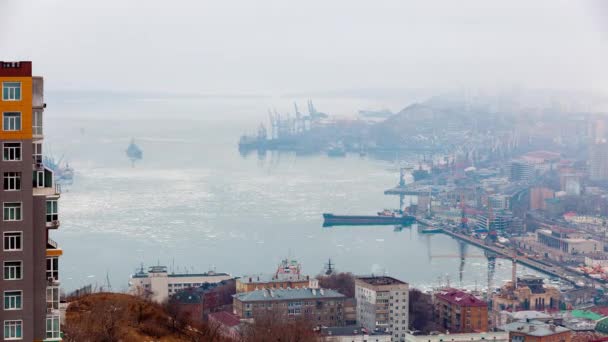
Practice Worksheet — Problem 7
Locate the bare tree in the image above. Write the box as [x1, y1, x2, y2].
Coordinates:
[241, 309, 320, 342]
[316, 272, 355, 298]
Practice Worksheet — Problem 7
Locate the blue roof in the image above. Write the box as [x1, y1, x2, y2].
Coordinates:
[234, 288, 345, 302]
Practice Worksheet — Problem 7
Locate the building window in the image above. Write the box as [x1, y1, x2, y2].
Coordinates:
[32, 142, 42, 166]
[4, 320, 22, 340]
[3, 172, 21, 191]
[33, 111, 43, 136]
[3, 232, 22, 251]
[2, 82, 21, 101]
[2, 113, 21, 131]
[3, 261, 22, 280]
[46, 200, 58, 223]
[46, 257, 58, 281]
[46, 287, 59, 310]
[3, 143, 21, 161]
[3, 203, 22, 221]
[4, 291, 22, 310]
[46, 315, 60, 339]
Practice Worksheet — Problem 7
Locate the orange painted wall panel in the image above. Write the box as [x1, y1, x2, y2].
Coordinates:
[0, 76, 33, 140]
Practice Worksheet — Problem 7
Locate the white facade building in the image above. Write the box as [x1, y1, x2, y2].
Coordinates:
[404, 332, 508, 342]
[355, 276, 409, 342]
[128, 265, 232, 302]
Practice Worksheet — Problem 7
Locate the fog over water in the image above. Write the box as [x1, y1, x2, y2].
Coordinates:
[45, 96, 546, 292]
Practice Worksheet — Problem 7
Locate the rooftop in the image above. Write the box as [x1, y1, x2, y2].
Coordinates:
[522, 150, 561, 163]
[356, 276, 408, 287]
[434, 288, 487, 307]
[501, 320, 570, 337]
[171, 279, 235, 304]
[131, 265, 230, 278]
[320, 325, 390, 336]
[508, 311, 551, 321]
[0, 61, 32, 77]
[570, 310, 604, 321]
[239, 273, 310, 284]
[233, 288, 345, 302]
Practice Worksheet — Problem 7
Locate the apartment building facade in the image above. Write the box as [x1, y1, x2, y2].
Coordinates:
[433, 288, 489, 333]
[0, 61, 62, 341]
[355, 276, 409, 342]
[501, 320, 571, 342]
[233, 288, 346, 327]
[128, 265, 232, 303]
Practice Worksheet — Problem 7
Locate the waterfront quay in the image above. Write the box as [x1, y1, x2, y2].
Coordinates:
[436, 226, 593, 288]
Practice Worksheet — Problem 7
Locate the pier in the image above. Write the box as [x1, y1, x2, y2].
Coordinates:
[436, 227, 591, 287]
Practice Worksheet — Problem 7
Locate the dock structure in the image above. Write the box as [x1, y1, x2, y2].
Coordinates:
[384, 183, 450, 196]
[437, 228, 590, 287]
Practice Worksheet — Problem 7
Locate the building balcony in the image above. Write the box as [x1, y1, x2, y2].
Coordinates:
[33, 125, 43, 139]
[34, 183, 61, 197]
[46, 220, 60, 229]
[46, 238, 62, 257]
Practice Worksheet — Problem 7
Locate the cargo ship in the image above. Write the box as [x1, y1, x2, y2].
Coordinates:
[323, 210, 415, 226]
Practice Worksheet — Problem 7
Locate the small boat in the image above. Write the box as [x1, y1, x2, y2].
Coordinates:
[126, 139, 143, 163]
[327, 143, 346, 157]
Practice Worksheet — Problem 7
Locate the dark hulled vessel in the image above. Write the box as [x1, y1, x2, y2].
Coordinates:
[323, 212, 415, 226]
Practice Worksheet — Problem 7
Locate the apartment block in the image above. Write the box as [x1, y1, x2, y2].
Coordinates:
[433, 288, 488, 333]
[233, 288, 346, 327]
[501, 320, 571, 342]
[128, 265, 232, 303]
[355, 276, 409, 342]
[0, 61, 62, 341]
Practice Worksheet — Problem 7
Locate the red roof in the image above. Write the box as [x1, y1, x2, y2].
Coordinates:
[435, 288, 487, 308]
[208, 311, 240, 328]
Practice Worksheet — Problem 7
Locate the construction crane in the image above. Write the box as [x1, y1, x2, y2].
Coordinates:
[460, 192, 469, 232]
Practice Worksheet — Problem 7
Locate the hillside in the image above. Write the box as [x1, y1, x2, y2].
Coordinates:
[63, 292, 229, 342]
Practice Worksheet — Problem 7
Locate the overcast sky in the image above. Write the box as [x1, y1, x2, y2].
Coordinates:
[0, 0, 607, 96]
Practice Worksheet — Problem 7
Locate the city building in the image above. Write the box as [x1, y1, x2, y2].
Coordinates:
[560, 173, 581, 196]
[474, 210, 512, 232]
[521, 151, 560, 174]
[501, 320, 571, 342]
[589, 142, 608, 181]
[170, 279, 236, 322]
[128, 265, 232, 303]
[320, 326, 392, 342]
[537, 229, 603, 255]
[232, 287, 346, 327]
[0, 61, 62, 341]
[492, 276, 561, 326]
[404, 332, 508, 342]
[499, 311, 552, 326]
[530, 187, 554, 211]
[433, 288, 489, 333]
[237, 258, 318, 293]
[489, 194, 510, 211]
[355, 276, 409, 341]
[510, 160, 534, 182]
